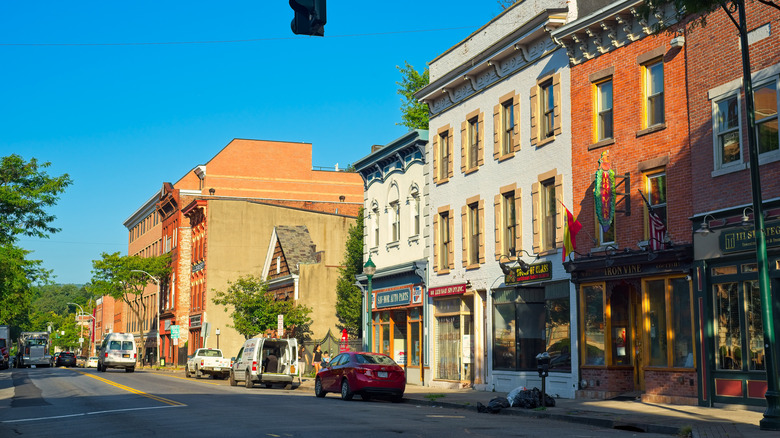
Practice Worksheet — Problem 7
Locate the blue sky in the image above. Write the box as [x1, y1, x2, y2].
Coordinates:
[2, 1, 503, 285]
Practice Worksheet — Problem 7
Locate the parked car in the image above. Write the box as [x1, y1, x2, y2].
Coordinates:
[76, 356, 87, 367]
[56, 352, 77, 367]
[314, 351, 405, 402]
[97, 332, 136, 372]
[86, 356, 98, 368]
[229, 337, 299, 389]
[186, 348, 231, 379]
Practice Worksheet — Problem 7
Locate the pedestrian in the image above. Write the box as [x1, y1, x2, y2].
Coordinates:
[312, 344, 323, 374]
[298, 345, 309, 375]
[322, 351, 331, 367]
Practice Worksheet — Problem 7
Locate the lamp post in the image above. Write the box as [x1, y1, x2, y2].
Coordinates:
[729, 0, 779, 429]
[67, 302, 90, 356]
[363, 256, 376, 352]
[131, 269, 161, 367]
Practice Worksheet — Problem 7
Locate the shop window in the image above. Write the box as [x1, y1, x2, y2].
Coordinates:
[715, 282, 742, 370]
[671, 278, 694, 368]
[434, 297, 473, 381]
[492, 283, 570, 372]
[646, 280, 669, 367]
[409, 307, 422, 366]
[746, 280, 765, 371]
[581, 284, 605, 365]
[609, 288, 632, 365]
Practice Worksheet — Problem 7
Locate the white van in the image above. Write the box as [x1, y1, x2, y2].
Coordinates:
[230, 337, 299, 389]
[97, 333, 137, 372]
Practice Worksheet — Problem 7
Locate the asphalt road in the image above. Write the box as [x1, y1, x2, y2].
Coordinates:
[0, 367, 672, 437]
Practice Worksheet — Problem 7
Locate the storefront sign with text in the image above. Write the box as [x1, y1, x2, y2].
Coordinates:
[505, 261, 552, 285]
[376, 288, 411, 308]
[428, 283, 467, 297]
[720, 220, 780, 254]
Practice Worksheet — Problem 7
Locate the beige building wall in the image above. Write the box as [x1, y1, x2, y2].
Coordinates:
[203, 199, 355, 358]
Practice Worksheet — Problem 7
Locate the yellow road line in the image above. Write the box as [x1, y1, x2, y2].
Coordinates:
[78, 371, 185, 406]
[160, 374, 223, 386]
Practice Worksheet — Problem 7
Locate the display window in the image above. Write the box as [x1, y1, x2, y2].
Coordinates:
[433, 296, 473, 381]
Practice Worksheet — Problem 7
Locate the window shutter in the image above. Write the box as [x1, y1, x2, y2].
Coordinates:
[461, 205, 468, 267]
[494, 194, 501, 260]
[479, 199, 486, 264]
[478, 112, 485, 166]
[529, 85, 539, 147]
[448, 131, 455, 178]
[432, 134, 439, 185]
[513, 94, 521, 151]
[461, 121, 467, 173]
[531, 182, 541, 253]
[433, 214, 439, 273]
[493, 104, 501, 159]
[553, 73, 563, 136]
[555, 174, 564, 247]
[448, 211, 455, 270]
[514, 189, 523, 254]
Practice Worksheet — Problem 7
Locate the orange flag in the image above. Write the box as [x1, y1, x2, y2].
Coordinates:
[562, 202, 582, 262]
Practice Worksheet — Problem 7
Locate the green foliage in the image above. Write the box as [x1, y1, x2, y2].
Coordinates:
[90, 252, 171, 336]
[212, 275, 313, 340]
[0, 154, 72, 245]
[32, 284, 94, 315]
[396, 61, 430, 130]
[335, 208, 364, 337]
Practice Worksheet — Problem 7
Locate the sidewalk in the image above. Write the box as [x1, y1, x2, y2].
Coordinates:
[297, 377, 768, 438]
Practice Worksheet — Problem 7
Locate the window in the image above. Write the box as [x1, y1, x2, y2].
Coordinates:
[494, 92, 520, 159]
[495, 188, 519, 259]
[434, 126, 453, 184]
[390, 201, 400, 242]
[541, 179, 557, 250]
[493, 283, 570, 371]
[581, 284, 605, 365]
[754, 81, 779, 154]
[502, 101, 515, 155]
[434, 207, 453, 273]
[468, 117, 479, 168]
[461, 110, 484, 173]
[599, 217, 615, 246]
[530, 74, 561, 146]
[645, 60, 664, 127]
[596, 79, 613, 141]
[714, 94, 741, 167]
[462, 197, 484, 268]
[503, 192, 517, 256]
[412, 194, 420, 236]
[646, 170, 667, 237]
[371, 204, 379, 247]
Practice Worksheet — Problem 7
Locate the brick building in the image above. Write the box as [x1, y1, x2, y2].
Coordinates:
[552, 1, 696, 404]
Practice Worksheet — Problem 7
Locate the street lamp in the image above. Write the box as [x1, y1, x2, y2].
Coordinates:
[363, 256, 376, 353]
[67, 302, 91, 356]
[131, 269, 161, 367]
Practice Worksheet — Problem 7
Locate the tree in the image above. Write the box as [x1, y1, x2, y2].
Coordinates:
[335, 208, 364, 337]
[396, 61, 430, 130]
[90, 252, 171, 346]
[212, 275, 313, 340]
[0, 154, 72, 245]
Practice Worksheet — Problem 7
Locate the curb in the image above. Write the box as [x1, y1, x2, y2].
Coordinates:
[403, 397, 683, 436]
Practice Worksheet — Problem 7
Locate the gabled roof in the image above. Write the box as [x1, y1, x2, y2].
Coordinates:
[273, 225, 317, 275]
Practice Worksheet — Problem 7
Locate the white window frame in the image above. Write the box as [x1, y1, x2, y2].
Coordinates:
[712, 91, 743, 172]
[644, 60, 665, 127]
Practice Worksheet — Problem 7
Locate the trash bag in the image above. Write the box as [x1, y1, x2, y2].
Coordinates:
[507, 387, 556, 409]
[507, 386, 527, 407]
[477, 397, 510, 413]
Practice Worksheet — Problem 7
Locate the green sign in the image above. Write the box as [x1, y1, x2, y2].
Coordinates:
[170, 325, 180, 338]
[720, 220, 780, 254]
[505, 261, 553, 285]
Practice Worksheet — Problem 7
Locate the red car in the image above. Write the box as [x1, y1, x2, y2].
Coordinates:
[314, 351, 405, 402]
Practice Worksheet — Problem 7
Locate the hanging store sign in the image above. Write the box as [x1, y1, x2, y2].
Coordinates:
[190, 315, 201, 328]
[505, 261, 553, 285]
[428, 283, 467, 297]
[412, 285, 423, 304]
[192, 261, 205, 273]
[720, 220, 780, 254]
[376, 287, 411, 308]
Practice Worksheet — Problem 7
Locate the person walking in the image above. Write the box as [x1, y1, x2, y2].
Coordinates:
[298, 345, 309, 375]
[312, 344, 323, 374]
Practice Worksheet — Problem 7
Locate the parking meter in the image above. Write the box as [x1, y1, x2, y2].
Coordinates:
[536, 351, 550, 377]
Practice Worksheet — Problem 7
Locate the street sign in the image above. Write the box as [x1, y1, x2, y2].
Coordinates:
[170, 324, 180, 339]
[277, 314, 283, 338]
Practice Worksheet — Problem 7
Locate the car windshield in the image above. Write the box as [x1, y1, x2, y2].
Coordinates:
[355, 354, 396, 365]
[62, 353, 75, 357]
[200, 350, 222, 357]
[89, 357, 98, 360]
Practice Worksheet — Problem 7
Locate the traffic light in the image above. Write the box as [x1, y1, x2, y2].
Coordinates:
[289, 0, 326, 37]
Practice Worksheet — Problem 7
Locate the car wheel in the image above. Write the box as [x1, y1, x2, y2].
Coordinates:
[229, 370, 237, 387]
[126, 367, 135, 373]
[314, 377, 326, 398]
[340, 379, 353, 401]
[185, 367, 191, 378]
[245, 371, 253, 388]
[284, 383, 293, 390]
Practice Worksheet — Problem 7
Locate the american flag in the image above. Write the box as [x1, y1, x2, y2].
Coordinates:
[649, 210, 666, 251]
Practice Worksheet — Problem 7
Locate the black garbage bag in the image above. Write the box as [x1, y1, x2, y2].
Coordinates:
[508, 387, 555, 409]
[477, 397, 510, 413]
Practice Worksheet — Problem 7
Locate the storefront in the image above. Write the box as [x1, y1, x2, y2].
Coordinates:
[567, 246, 696, 404]
[429, 283, 475, 385]
[491, 261, 576, 397]
[693, 215, 780, 407]
[370, 282, 425, 385]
